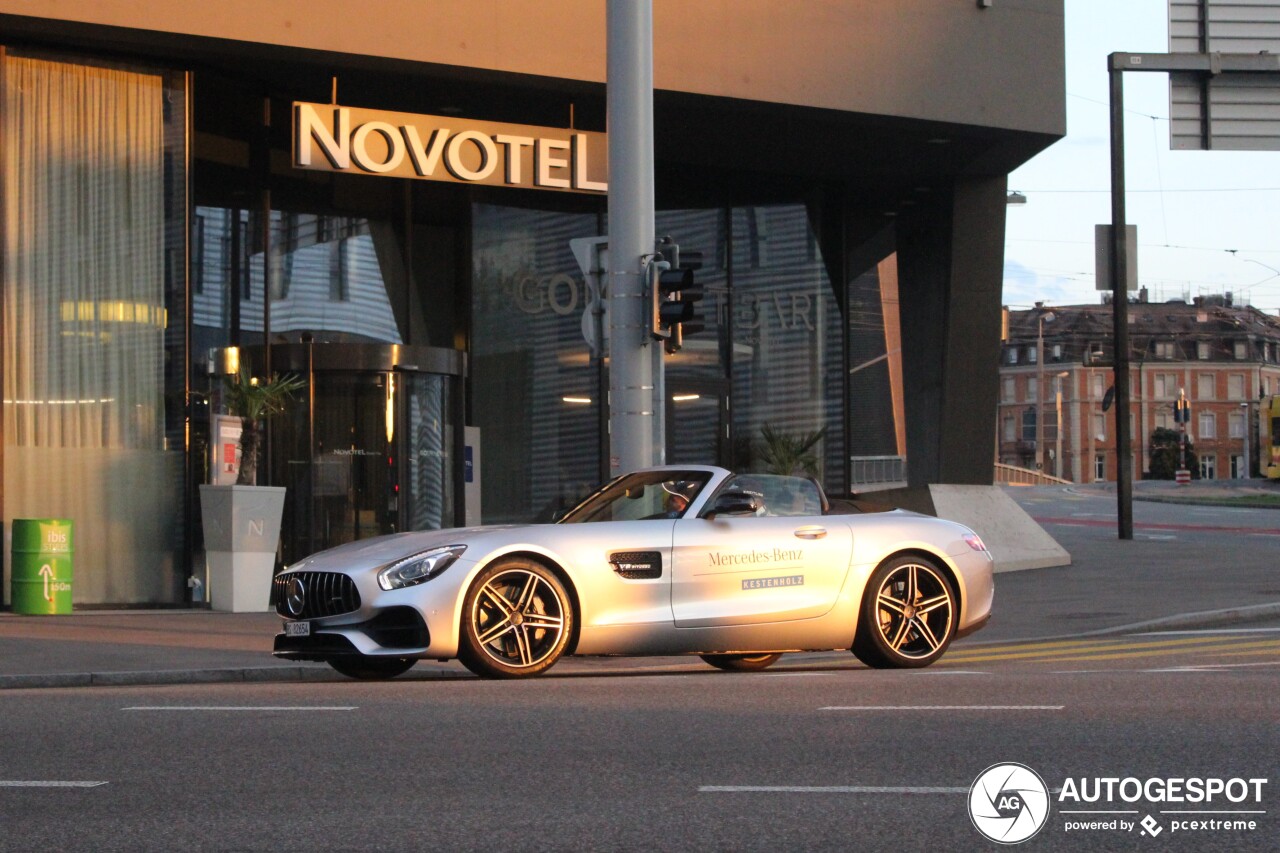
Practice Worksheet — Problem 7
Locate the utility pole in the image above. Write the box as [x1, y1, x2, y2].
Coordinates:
[606, 0, 659, 474]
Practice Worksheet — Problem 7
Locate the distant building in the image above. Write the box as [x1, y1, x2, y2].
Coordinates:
[997, 296, 1280, 482]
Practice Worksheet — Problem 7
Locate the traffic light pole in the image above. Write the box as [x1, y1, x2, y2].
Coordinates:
[1108, 63, 1134, 540]
[606, 0, 659, 474]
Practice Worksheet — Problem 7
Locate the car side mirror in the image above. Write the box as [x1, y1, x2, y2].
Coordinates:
[705, 492, 762, 520]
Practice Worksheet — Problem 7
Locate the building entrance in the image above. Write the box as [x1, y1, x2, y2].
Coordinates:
[240, 344, 466, 566]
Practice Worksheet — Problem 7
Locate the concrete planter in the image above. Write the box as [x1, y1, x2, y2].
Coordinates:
[199, 484, 286, 612]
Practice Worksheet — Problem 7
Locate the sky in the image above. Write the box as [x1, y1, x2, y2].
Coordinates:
[1002, 0, 1280, 315]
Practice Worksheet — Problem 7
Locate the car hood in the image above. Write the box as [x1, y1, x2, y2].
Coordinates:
[284, 524, 529, 573]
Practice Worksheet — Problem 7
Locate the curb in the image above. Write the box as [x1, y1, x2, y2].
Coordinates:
[4, 600, 1278, 690]
[963, 600, 1280, 648]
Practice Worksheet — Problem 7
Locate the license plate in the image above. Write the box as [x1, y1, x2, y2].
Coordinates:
[285, 621, 311, 637]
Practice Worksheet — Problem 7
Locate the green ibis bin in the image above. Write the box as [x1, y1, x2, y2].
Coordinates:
[11, 519, 74, 615]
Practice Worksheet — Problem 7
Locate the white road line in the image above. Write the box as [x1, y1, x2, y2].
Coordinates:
[820, 705, 1064, 711]
[1133, 628, 1280, 636]
[699, 786, 970, 794]
[0, 781, 108, 788]
[122, 706, 357, 712]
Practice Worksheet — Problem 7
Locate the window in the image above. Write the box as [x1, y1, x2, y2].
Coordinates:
[1234, 340, 1248, 360]
[1229, 412, 1245, 439]
[1228, 373, 1245, 400]
[1197, 341, 1211, 360]
[1051, 343, 1062, 362]
[1154, 373, 1178, 398]
[1094, 412, 1106, 441]
[1003, 416, 1016, 442]
[1200, 455, 1216, 480]
[1027, 377, 1038, 402]
[1094, 453, 1107, 481]
[1155, 409, 1172, 430]
[1092, 374, 1104, 399]
[1021, 410, 1037, 442]
[1006, 347, 1018, 365]
[1198, 412, 1216, 439]
[1197, 373, 1215, 400]
[1155, 340, 1176, 359]
[1027, 346, 1038, 365]
[1002, 376, 1015, 402]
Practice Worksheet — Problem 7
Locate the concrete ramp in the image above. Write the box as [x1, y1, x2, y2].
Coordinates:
[860, 485, 1070, 573]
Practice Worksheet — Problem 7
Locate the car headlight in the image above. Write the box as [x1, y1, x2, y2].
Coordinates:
[377, 545, 467, 590]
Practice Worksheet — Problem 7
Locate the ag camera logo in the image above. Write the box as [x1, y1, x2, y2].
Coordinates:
[969, 763, 1051, 844]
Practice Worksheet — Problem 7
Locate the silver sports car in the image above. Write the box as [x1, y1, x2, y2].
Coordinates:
[273, 465, 993, 679]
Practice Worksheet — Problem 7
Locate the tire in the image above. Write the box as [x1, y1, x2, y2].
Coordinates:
[327, 656, 416, 680]
[700, 653, 783, 672]
[852, 555, 957, 669]
[457, 559, 573, 679]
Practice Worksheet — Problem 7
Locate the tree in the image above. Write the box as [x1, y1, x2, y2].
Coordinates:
[222, 363, 306, 486]
[1148, 426, 1199, 480]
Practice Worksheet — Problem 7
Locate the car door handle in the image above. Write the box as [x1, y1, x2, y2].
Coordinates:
[793, 526, 827, 540]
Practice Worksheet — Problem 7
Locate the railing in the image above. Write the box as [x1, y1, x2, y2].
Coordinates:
[994, 462, 1072, 486]
[849, 455, 906, 485]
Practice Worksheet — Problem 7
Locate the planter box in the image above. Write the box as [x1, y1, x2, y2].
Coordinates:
[199, 484, 286, 612]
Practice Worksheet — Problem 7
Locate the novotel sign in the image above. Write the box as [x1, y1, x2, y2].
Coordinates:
[292, 102, 608, 194]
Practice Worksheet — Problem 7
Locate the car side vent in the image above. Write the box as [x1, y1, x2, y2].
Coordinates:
[609, 551, 663, 580]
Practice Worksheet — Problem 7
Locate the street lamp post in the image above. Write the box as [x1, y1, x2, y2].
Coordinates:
[1241, 401, 1251, 479]
[1055, 370, 1070, 480]
[1035, 309, 1055, 471]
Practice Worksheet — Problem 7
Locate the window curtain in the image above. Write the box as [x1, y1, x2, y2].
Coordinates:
[3, 55, 177, 603]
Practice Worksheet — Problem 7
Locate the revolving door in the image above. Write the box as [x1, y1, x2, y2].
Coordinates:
[252, 344, 466, 566]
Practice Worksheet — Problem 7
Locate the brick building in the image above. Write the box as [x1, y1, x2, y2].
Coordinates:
[997, 297, 1280, 482]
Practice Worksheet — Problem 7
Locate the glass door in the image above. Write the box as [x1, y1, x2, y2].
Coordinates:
[665, 379, 729, 467]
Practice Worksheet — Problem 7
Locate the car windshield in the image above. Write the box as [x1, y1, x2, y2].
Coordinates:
[557, 471, 712, 523]
[706, 474, 825, 518]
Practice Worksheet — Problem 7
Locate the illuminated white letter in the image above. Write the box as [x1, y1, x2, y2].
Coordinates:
[403, 126, 449, 176]
[296, 104, 349, 169]
[573, 134, 608, 192]
[495, 134, 534, 184]
[536, 138, 571, 188]
[351, 121, 405, 173]
[444, 130, 498, 181]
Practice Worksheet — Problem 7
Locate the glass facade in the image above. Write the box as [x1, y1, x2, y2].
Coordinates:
[2, 51, 187, 604]
[2, 50, 903, 603]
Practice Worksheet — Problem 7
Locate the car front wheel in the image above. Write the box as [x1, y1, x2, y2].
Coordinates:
[852, 555, 957, 669]
[700, 653, 782, 672]
[458, 559, 573, 679]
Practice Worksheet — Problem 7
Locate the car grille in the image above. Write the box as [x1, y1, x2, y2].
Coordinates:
[275, 571, 361, 619]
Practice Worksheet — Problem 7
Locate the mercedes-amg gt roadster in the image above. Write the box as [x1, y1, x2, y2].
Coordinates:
[273, 466, 994, 679]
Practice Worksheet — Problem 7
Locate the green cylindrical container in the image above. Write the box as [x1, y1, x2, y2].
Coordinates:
[11, 519, 74, 615]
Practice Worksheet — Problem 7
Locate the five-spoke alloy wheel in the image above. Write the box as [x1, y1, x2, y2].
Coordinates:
[852, 555, 956, 668]
[458, 559, 574, 678]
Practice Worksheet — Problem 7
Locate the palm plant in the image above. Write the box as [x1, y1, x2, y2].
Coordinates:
[222, 363, 306, 486]
[757, 424, 827, 477]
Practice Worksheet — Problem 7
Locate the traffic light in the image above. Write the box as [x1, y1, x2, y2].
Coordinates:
[1173, 396, 1190, 424]
[650, 238, 704, 354]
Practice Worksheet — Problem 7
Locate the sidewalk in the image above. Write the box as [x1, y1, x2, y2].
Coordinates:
[2, 483, 1277, 689]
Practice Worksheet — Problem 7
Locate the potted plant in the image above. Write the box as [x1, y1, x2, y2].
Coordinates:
[199, 362, 305, 612]
[757, 423, 827, 477]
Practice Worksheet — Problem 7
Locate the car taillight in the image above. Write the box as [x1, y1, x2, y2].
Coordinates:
[963, 533, 988, 552]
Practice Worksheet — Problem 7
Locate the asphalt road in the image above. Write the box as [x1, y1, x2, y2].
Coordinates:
[2, 629, 1277, 852]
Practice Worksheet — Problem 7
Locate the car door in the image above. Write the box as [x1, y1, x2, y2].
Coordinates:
[670, 513, 854, 628]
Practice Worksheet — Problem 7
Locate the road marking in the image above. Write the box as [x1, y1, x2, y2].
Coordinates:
[947, 634, 1277, 664]
[1048, 639, 1280, 663]
[1133, 628, 1280, 636]
[820, 705, 1063, 711]
[0, 781, 108, 788]
[916, 670, 990, 676]
[122, 706, 357, 712]
[700, 786, 970, 794]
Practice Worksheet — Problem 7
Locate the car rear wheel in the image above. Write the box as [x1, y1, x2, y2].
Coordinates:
[327, 656, 417, 680]
[852, 555, 956, 669]
[700, 653, 782, 672]
[458, 559, 573, 679]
